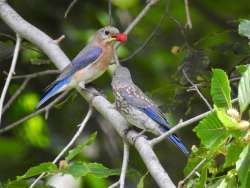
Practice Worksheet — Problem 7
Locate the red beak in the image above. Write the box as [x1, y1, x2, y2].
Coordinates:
[114, 33, 128, 42]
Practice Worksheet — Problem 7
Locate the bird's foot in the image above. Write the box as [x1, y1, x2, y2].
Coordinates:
[132, 129, 148, 145]
[123, 127, 133, 137]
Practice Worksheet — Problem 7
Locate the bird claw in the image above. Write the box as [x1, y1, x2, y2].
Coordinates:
[132, 129, 147, 145]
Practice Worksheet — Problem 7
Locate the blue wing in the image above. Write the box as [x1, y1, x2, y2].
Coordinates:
[58, 47, 103, 81]
[71, 47, 102, 72]
[120, 86, 189, 155]
[142, 107, 189, 156]
[37, 47, 102, 108]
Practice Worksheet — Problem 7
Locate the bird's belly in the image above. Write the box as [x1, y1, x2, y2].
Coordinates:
[122, 106, 161, 135]
[73, 64, 106, 84]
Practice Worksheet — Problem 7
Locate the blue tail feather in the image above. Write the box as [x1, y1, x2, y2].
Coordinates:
[141, 107, 189, 156]
[36, 78, 70, 109]
[168, 134, 190, 156]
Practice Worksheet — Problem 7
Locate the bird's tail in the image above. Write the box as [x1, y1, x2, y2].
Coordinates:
[36, 78, 70, 109]
[160, 127, 190, 156]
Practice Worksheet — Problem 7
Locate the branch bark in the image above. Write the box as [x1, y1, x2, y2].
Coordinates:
[0, 33, 21, 125]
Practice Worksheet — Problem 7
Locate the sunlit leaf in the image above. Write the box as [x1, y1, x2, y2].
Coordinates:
[194, 112, 228, 149]
[236, 144, 250, 188]
[209, 175, 237, 188]
[211, 69, 231, 108]
[17, 162, 57, 180]
[224, 141, 244, 168]
[87, 163, 119, 178]
[216, 108, 239, 130]
[4, 180, 29, 188]
[65, 162, 119, 178]
[21, 115, 49, 148]
[236, 64, 249, 75]
[137, 172, 148, 188]
[112, 0, 138, 9]
[66, 162, 89, 178]
[184, 147, 209, 176]
[238, 67, 250, 113]
[239, 19, 250, 42]
[196, 167, 207, 188]
[65, 132, 97, 161]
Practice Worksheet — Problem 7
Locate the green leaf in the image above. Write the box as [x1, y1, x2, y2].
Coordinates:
[211, 69, 231, 108]
[65, 162, 119, 178]
[239, 19, 250, 42]
[65, 132, 97, 161]
[236, 64, 249, 75]
[216, 108, 239, 130]
[112, 0, 139, 9]
[87, 163, 119, 178]
[236, 144, 250, 188]
[194, 112, 228, 149]
[238, 67, 250, 113]
[65, 161, 89, 178]
[196, 167, 207, 188]
[224, 142, 244, 168]
[209, 175, 237, 188]
[16, 162, 57, 180]
[137, 172, 148, 188]
[4, 180, 29, 188]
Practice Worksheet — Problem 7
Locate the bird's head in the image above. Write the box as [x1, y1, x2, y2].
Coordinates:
[96, 26, 128, 44]
[112, 65, 133, 87]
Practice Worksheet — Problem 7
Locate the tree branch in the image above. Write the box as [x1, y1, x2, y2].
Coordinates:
[0, 2, 70, 69]
[0, 91, 68, 134]
[2, 77, 30, 114]
[108, 141, 129, 188]
[0, 33, 21, 126]
[183, 69, 212, 110]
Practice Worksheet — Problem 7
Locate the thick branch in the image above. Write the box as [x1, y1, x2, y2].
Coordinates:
[0, 2, 70, 69]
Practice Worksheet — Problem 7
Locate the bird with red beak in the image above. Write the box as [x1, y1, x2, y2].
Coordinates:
[37, 26, 127, 108]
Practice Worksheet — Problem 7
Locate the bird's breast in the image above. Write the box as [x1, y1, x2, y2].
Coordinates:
[73, 45, 113, 84]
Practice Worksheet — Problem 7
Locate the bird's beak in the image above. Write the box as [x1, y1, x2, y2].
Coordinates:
[113, 33, 128, 42]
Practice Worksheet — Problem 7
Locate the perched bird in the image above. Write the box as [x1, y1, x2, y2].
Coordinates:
[37, 26, 127, 108]
[111, 66, 189, 155]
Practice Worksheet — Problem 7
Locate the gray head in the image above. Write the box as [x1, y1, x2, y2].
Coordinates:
[95, 26, 120, 43]
[112, 65, 133, 87]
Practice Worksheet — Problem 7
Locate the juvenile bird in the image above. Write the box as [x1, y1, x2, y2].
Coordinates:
[111, 65, 189, 155]
[37, 26, 127, 108]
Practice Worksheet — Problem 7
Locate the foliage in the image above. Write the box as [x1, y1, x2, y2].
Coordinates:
[185, 60, 250, 187]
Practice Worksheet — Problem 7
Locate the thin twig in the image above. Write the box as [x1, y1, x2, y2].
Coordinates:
[108, 141, 129, 188]
[178, 158, 206, 188]
[114, 0, 159, 49]
[12, 69, 59, 79]
[0, 33, 21, 126]
[29, 105, 93, 188]
[120, 1, 168, 63]
[0, 91, 68, 134]
[182, 70, 212, 110]
[108, 0, 112, 25]
[119, 141, 129, 188]
[184, 0, 192, 29]
[2, 77, 30, 113]
[64, 0, 79, 18]
[150, 98, 238, 146]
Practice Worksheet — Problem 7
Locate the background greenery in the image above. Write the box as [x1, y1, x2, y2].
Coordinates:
[0, 0, 250, 187]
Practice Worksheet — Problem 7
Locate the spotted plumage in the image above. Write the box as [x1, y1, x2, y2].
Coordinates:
[111, 65, 189, 156]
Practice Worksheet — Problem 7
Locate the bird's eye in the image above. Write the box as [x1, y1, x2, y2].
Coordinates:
[104, 30, 110, 35]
